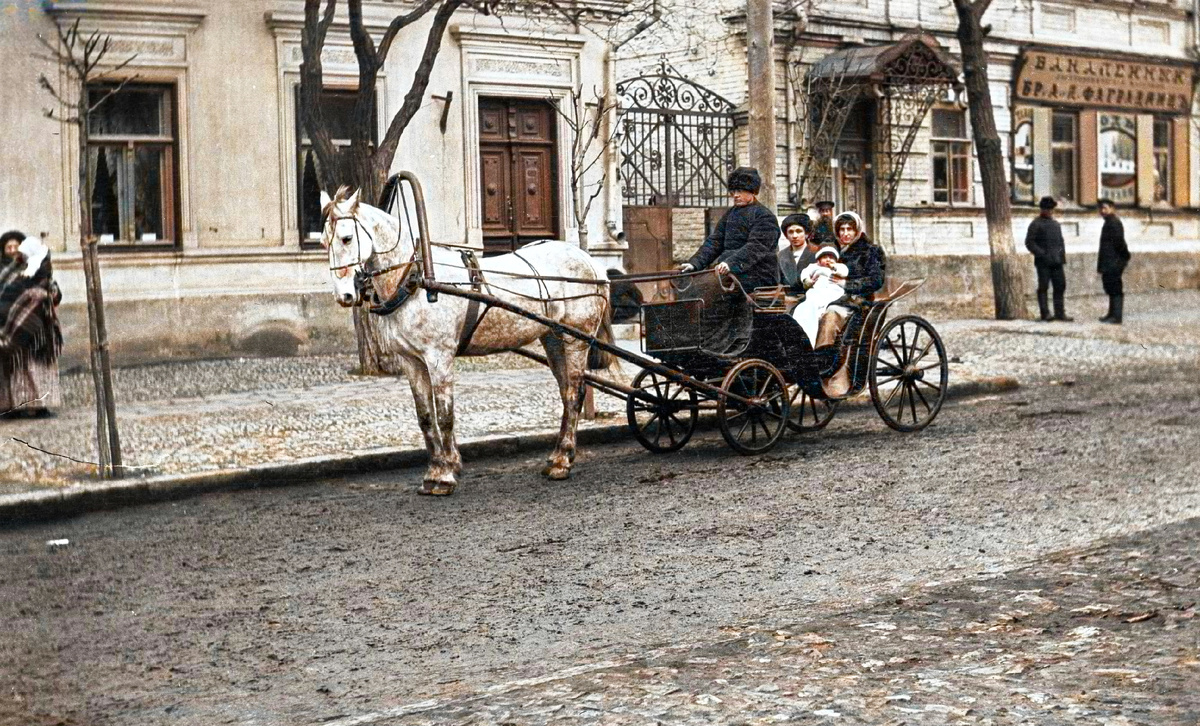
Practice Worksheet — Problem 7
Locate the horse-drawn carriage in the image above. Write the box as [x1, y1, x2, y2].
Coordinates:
[624, 272, 948, 455]
[323, 173, 948, 493]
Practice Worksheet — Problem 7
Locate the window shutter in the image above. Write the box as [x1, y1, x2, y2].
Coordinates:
[1032, 107, 1052, 200]
[1172, 115, 1192, 208]
[1078, 111, 1098, 206]
[1135, 115, 1155, 207]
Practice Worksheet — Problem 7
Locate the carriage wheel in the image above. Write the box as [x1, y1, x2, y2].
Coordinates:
[786, 386, 838, 433]
[869, 315, 948, 432]
[626, 369, 699, 453]
[717, 360, 790, 455]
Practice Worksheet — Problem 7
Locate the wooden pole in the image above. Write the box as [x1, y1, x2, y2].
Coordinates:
[746, 0, 778, 211]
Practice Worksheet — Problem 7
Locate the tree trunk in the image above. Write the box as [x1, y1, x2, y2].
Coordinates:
[954, 0, 1030, 320]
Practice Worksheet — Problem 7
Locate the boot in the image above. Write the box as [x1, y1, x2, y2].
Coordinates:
[1105, 294, 1123, 325]
[1099, 295, 1116, 323]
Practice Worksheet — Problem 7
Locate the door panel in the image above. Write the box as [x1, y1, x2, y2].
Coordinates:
[479, 98, 558, 254]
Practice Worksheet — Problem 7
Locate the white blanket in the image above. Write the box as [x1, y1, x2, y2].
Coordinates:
[792, 262, 847, 345]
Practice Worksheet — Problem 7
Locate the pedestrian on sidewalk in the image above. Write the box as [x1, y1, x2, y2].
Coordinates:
[1096, 198, 1131, 325]
[0, 231, 62, 418]
[1025, 196, 1072, 322]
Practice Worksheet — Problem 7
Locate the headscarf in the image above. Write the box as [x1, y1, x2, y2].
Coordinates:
[779, 213, 813, 237]
[17, 237, 49, 279]
[833, 212, 865, 247]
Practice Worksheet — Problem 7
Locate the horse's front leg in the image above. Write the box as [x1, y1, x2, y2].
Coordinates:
[425, 349, 462, 483]
[403, 356, 458, 496]
[540, 334, 589, 481]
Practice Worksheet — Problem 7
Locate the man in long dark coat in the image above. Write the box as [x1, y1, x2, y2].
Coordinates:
[812, 200, 837, 248]
[679, 167, 780, 293]
[1025, 196, 1072, 322]
[1097, 198, 1131, 324]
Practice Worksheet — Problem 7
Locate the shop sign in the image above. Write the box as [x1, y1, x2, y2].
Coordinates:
[1016, 50, 1193, 113]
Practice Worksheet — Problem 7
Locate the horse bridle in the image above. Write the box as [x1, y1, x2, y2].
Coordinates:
[327, 211, 420, 315]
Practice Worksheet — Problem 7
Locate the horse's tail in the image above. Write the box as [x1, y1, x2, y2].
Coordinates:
[588, 303, 617, 371]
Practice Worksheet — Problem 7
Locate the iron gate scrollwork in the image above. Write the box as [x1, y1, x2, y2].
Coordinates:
[617, 63, 737, 208]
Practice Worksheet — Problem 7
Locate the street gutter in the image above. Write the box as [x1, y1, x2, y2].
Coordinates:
[0, 376, 1018, 525]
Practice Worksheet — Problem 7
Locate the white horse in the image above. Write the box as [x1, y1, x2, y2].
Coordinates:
[321, 187, 616, 496]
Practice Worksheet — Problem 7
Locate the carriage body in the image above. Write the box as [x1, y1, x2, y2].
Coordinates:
[626, 272, 948, 454]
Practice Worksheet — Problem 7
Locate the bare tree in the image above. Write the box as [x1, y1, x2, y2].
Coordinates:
[36, 19, 133, 478]
[551, 88, 621, 249]
[787, 54, 859, 210]
[952, 0, 1030, 319]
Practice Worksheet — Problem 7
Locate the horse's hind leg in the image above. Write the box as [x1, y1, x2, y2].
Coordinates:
[402, 356, 458, 496]
[541, 333, 588, 481]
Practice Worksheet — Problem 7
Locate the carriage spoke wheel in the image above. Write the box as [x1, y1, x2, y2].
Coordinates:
[626, 369, 699, 453]
[869, 315, 948, 432]
[717, 360, 789, 455]
[786, 386, 838, 433]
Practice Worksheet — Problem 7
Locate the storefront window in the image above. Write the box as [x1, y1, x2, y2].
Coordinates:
[1050, 112, 1076, 203]
[1153, 117, 1172, 204]
[931, 108, 970, 205]
[296, 88, 373, 246]
[87, 84, 177, 246]
[1098, 113, 1137, 205]
[1011, 106, 1034, 203]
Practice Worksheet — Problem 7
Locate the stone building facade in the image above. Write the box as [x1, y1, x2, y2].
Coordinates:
[0, 0, 627, 363]
[615, 0, 1200, 315]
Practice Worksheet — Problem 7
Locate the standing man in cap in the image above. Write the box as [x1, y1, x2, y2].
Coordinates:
[1096, 198, 1130, 324]
[1025, 196, 1072, 321]
[678, 167, 780, 292]
[812, 200, 837, 248]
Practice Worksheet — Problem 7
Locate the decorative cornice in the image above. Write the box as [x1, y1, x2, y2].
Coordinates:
[452, 24, 588, 49]
[43, 1, 206, 28]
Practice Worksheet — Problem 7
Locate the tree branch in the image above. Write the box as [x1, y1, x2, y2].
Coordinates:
[377, 0, 441, 64]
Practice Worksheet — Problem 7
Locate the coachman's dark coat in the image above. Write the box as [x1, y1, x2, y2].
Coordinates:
[688, 203, 781, 292]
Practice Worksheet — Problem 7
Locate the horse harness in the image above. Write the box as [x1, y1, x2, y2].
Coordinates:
[455, 249, 489, 355]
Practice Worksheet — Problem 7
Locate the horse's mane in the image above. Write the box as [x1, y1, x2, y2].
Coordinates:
[322, 185, 360, 221]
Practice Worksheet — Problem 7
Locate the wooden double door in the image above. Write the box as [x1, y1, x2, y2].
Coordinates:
[479, 99, 559, 255]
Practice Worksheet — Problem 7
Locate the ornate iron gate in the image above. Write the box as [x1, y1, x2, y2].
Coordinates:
[617, 63, 737, 208]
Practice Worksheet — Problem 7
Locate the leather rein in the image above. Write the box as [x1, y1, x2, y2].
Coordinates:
[328, 212, 420, 316]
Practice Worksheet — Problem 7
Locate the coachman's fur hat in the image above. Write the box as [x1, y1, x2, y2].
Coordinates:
[727, 167, 762, 194]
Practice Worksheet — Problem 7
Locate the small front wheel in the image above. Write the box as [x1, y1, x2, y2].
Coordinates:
[717, 359, 789, 455]
[626, 369, 699, 453]
[869, 315, 948, 432]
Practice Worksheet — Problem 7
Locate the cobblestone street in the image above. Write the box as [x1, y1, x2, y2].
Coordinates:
[3, 291, 1198, 492]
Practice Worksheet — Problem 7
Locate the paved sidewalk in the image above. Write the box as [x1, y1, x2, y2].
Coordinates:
[2, 291, 1197, 496]
[336, 516, 1200, 726]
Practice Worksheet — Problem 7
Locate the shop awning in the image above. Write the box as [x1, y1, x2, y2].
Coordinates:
[808, 34, 962, 90]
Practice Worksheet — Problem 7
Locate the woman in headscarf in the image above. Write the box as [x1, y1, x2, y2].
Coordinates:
[814, 212, 885, 396]
[0, 230, 63, 418]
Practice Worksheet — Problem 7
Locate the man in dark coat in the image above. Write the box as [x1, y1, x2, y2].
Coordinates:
[1097, 198, 1131, 324]
[777, 213, 817, 291]
[679, 167, 780, 293]
[1025, 196, 1071, 321]
[812, 200, 837, 248]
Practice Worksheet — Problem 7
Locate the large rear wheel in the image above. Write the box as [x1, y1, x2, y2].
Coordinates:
[786, 386, 837, 433]
[869, 315, 948, 432]
[717, 359, 789, 455]
[626, 369, 699, 453]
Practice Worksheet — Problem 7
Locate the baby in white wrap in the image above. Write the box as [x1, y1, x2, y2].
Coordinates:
[792, 245, 848, 346]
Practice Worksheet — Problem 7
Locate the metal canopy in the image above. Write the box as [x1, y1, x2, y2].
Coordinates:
[800, 34, 964, 214]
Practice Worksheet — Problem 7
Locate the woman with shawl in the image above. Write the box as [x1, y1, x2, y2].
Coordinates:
[0, 230, 63, 418]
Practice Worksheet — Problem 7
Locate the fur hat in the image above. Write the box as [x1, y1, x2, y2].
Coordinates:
[815, 245, 840, 261]
[780, 213, 812, 236]
[727, 167, 762, 194]
[1039, 196, 1057, 211]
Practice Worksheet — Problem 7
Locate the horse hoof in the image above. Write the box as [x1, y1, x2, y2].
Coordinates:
[544, 466, 571, 481]
[418, 481, 456, 496]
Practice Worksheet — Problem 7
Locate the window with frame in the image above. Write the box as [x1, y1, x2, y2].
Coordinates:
[1050, 111, 1077, 203]
[1099, 112, 1137, 205]
[87, 84, 178, 246]
[1152, 117, 1172, 204]
[1011, 106, 1034, 203]
[930, 108, 970, 205]
[296, 88, 375, 246]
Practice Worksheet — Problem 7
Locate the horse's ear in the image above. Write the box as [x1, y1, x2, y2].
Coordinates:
[320, 190, 332, 211]
[347, 189, 361, 212]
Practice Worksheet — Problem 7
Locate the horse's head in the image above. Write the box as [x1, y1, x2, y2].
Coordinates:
[320, 186, 412, 309]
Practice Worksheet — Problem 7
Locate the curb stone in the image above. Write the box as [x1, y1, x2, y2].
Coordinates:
[0, 376, 1018, 525]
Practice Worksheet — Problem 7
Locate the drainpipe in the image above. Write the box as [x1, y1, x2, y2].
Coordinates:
[784, 56, 797, 207]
